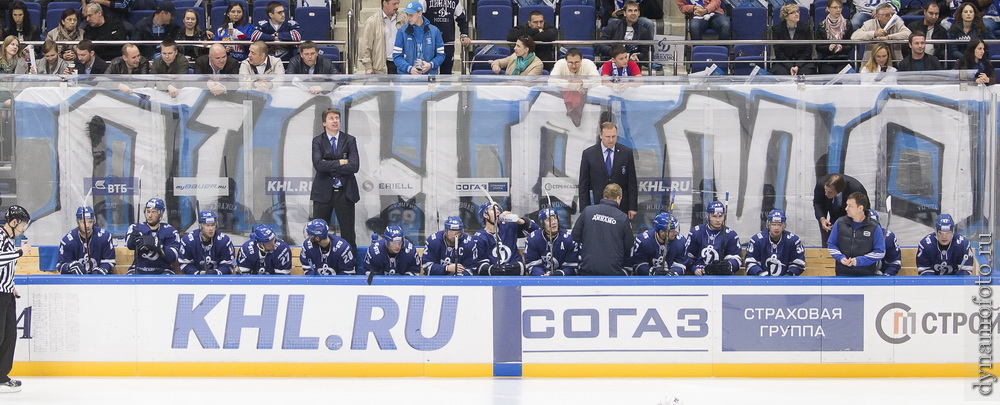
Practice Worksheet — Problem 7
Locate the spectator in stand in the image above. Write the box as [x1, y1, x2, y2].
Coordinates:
[88, 0, 135, 26]
[851, 0, 888, 29]
[903, 2, 946, 61]
[851, 3, 911, 60]
[288, 40, 339, 75]
[6, 1, 40, 41]
[549, 47, 600, 85]
[490, 36, 543, 75]
[250, 1, 301, 61]
[956, 37, 995, 85]
[815, 0, 855, 74]
[151, 38, 189, 74]
[897, 31, 944, 71]
[72, 39, 108, 74]
[47, 8, 85, 63]
[177, 8, 214, 61]
[131, 1, 180, 59]
[424, 0, 471, 75]
[392, 1, 445, 75]
[859, 42, 896, 73]
[194, 43, 239, 74]
[600, 44, 641, 76]
[0, 36, 32, 75]
[357, 0, 405, 74]
[214, 2, 253, 61]
[82, 2, 127, 63]
[239, 40, 284, 90]
[947, 2, 994, 61]
[596, 1, 654, 65]
[507, 10, 557, 71]
[770, 4, 814, 75]
[106, 43, 150, 75]
[36, 39, 68, 74]
[675, 0, 731, 41]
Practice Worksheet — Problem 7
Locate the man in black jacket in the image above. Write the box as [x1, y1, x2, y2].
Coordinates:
[903, 2, 947, 61]
[827, 192, 885, 277]
[578, 121, 638, 219]
[82, 3, 127, 62]
[897, 31, 944, 71]
[812, 173, 868, 247]
[572, 183, 632, 276]
[131, 1, 180, 59]
[506, 10, 557, 70]
[73, 39, 108, 74]
[287, 41, 340, 94]
[596, 1, 654, 64]
[311, 108, 361, 250]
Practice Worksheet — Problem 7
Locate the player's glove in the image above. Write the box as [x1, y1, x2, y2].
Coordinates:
[654, 266, 679, 276]
[757, 270, 770, 276]
[127, 231, 143, 250]
[89, 267, 108, 275]
[140, 234, 162, 255]
[499, 262, 524, 276]
[66, 260, 85, 275]
[704, 261, 735, 275]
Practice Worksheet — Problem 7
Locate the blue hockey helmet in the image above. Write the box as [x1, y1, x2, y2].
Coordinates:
[706, 201, 725, 215]
[936, 214, 955, 232]
[384, 225, 404, 242]
[478, 201, 501, 220]
[443, 216, 464, 231]
[869, 209, 880, 224]
[766, 209, 786, 224]
[145, 198, 165, 213]
[76, 206, 95, 220]
[305, 219, 329, 239]
[198, 211, 217, 224]
[538, 208, 557, 223]
[250, 225, 276, 244]
[653, 212, 675, 233]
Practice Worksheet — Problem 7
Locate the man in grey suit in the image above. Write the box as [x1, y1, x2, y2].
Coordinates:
[311, 108, 360, 250]
[578, 121, 638, 220]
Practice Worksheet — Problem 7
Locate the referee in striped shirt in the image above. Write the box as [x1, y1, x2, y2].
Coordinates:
[0, 205, 28, 393]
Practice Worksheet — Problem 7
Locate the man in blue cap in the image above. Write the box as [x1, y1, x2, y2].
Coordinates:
[57, 206, 116, 275]
[915, 214, 973, 276]
[392, 1, 445, 75]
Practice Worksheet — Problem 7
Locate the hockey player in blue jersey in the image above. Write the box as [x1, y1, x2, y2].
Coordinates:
[630, 212, 689, 276]
[745, 209, 805, 276]
[524, 208, 579, 276]
[57, 206, 115, 275]
[300, 219, 356, 275]
[178, 211, 235, 275]
[236, 225, 293, 275]
[686, 200, 742, 275]
[473, 202, 539, 276]
[365, 226, 420, 276]
[916, 214, 973, 276]
[422, 216, 477, 276]
[125, 198, 180, 275]
[869, 210, 901, 276]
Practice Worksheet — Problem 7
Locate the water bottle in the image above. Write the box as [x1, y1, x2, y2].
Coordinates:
[371, 233, 379, 246]
[500, 213, 520, 223]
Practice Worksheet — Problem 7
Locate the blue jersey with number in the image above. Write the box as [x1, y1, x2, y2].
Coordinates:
[916, 233, 973, 276]
[473, 221, 538, 273]
[57, 227, 116, 274]
[421, 230, 477, 276]
[178, 230, 235, 275]
[365, 239, 420, 276]
[685, 225, 742, 273]
[236, 239, 292, 275]
[879, 230, 902, 275]
[300, 233, 356, 275]
[524, 229, 580, 276]
[126, 222, 180, 274]
[744, 230, 805, 276]
[629, 229, 689, 276]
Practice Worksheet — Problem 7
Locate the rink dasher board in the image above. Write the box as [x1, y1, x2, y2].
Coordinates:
[7, 276, 991, 378]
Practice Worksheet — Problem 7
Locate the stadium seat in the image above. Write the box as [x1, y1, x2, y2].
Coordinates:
[518, 4, 554, 26]
[252, 6, 268, 23]
[476, 0, 512, 5]
[900, 14, 923, 26]
[561, 0, 596, 5]
[44, 2, 80, 33]
[732, 44, 765, 75]
[173, 0, 201, 8]
[476, 4, 513, 40]
[470, 51, 508, 71]
[471, 69, 499, 75]
[212, 0, 248, 10]
[691, 45, 729, 73]
[296, 6, 330, 40]
[560, 4, 596, 61]
[128, 10, 155, 27]
[317, 46, 339, 62]
[731, 6, 767, 40]
[210, 6, 228, 31]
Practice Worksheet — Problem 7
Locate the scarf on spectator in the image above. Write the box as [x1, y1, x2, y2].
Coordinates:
[513, 52, 535, 75]
[54, 24, 82, 43]
[822, 14, 846, 40]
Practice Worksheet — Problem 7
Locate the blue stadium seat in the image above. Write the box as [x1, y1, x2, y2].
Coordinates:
[476, 0, 511, 5]
[295, 7, 330, 40]
[211, 0, 248, 11]
[173, 6, 205, 28]
[731, 6, 767, 40]
[560, 4, 596, 60]
[732, 44, 765, 75]
[476, 4, 513, 40]
[26, 8, 42, 38]
[561, 0, 596, 5]
[45, 3, 79, 33]
[210, 6, 228, 31]
[252, 6, 267, 23]
[47, 1, 82, 10]
[173, 0, 201, 8]
[900, 14, 923, 26]
[317, 46, 339, 62]
[470, 52, 507, 71]
[691, 51, 729, 73]
[128, 10, 155, 27]
[471, 69, 499, 75]
[518, 4, 554, 26]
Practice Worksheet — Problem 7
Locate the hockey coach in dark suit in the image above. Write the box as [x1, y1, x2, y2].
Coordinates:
[578, 121, 638, 219]
[311, 108, 360, 250]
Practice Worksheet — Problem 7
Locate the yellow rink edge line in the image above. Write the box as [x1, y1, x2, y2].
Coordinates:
[10, 362, 988, 378]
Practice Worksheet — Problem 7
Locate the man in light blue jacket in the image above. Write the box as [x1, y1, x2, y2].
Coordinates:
[392, 1, 445, 75]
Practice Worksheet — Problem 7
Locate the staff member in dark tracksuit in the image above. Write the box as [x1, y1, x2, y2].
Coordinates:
[572, 184, 632, 276]
[827, 192, 885, 277]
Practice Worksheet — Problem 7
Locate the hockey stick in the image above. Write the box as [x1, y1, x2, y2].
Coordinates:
[544, 189, 554, 275]
[884, 195, 892, 229]
[480, 187, 503, 274]
[659, 145, 668, 211]
[131, 165, 145, 272]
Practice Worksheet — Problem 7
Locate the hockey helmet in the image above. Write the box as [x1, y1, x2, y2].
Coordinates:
[305, 219, 329, 239]
[384, 226, 405, 242]
[76, 206, 95, 220]
[145, 198, 165, 213]
[443, 216, 464, 231]
[706, 201, 725, 215]
[5, 205, 29, 224]
[936, 214, 955, 232]
[766, 209, 786, 224]
[250, 225, 276, 244]
[538, 208, 557, 223]
[653, 212, 675, 233]
[198, 211, 217, 224]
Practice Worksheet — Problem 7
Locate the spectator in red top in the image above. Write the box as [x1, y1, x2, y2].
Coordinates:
[600, 44, 641, 77]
